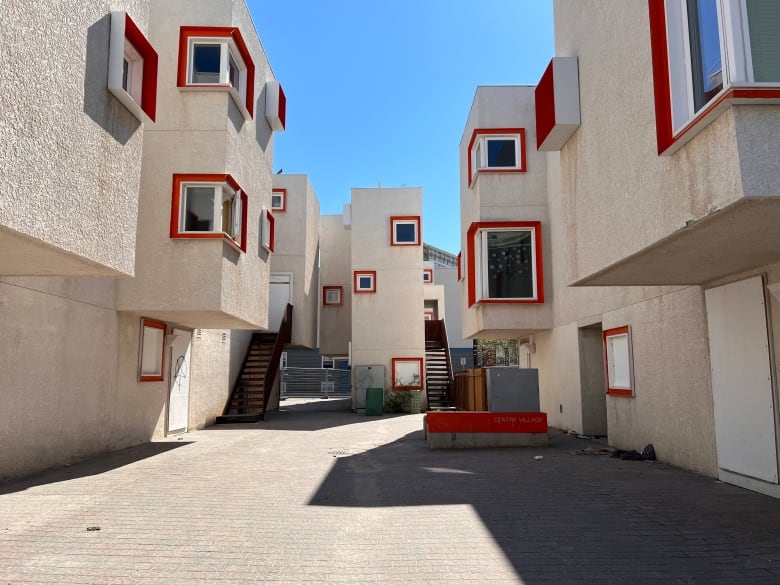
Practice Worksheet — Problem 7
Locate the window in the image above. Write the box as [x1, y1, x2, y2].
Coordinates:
[170, 174, 247, 252]
[467, 128, 526, 186]
[271, 188, 287, 212]
[139, 319, 166, 382]
[390, 216, 421, 246]
[457, 252, 463, 282]
[603, 326, 634, 397]
[177, 26, 255, 119]
[108, 12, 158, 121]
[650, 0, 780, 154]
[265, 80, 287, 131]
[424, 310, 434, 320]
[353, 270, 377, 293]
[261, 208, 275, 253]
[466, 221, 544, 307]
[423, 269, 433, 284]
[391, 357, 424, 390]
[323, 285, 343, 306]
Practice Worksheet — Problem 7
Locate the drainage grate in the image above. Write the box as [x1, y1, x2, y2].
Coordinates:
[328, 449, 352, 458]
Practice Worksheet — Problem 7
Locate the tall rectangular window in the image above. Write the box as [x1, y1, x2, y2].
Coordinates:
[139, 319, 166, 382]
[603, 326, 634, 396]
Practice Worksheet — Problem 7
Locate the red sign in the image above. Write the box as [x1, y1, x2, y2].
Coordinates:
[427, 412, 548, 434]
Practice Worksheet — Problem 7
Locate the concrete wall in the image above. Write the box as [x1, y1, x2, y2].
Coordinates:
[350, 188, 425, 389]
[271, 174, 320, 348]
[319, 215, 352, 356]
[116, 0, 276, 329]
[0, 0, 149, 276]
[435, 267, 470, 349]
[459, 86, 553, 339]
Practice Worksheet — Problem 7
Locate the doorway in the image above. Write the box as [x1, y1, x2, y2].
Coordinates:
[578, 323, 607, 436]
[168, 328, 192, 435]
[269, 273, 293, 332]
[705, 275, 779, 491]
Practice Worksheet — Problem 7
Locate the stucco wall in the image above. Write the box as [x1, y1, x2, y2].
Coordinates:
[351, 188, 425, 389]
[435, 267, 470, 349]
[271, 174, 320, 348]
[116, 0, 275, 329]
[0, 0, 150, 276]
[553, 0, 747, 282]
[319, 215, 352, 356]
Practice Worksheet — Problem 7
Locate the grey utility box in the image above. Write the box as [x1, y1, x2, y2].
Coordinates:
[352, 365, 384, 413]
[486, 368, 540, 412]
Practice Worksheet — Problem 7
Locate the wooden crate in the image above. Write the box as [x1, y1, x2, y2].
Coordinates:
[453, 368, 487, 411]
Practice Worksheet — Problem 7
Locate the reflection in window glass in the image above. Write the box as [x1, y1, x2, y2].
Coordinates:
[486, 139, 516, 167]
[395, 223, 417, 243]
[746, 0, 780, 82]
[687, 0, 722, 111]
[486, 230, 534, 299]
[358, 276, 373, 290]
[192, 44, 221, 83]
[184, 186, 215, 231]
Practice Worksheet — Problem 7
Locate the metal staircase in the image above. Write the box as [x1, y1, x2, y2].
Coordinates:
[424, 320, 455, 410]
[215, 304, 292, 424]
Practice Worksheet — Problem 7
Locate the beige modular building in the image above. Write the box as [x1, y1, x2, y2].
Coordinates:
[459, 0, 780, 497]
[0, 0, 286, 480]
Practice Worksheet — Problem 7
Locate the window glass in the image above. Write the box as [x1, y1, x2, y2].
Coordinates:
[358, 276, 372, 289]
[486, 230, 534, 299]
[184, 186, 215, 231]
[141, 325, 164, 377]
[192, 44, 222, 83]
[746, 0, 780, 82]
[326, 290, 340, 304]
[122, 58, 130, 91]
[607, 334, 630, 389]
[395, 223, 417, 243]
[687, 0, 722, 111]
[228, 53, 239, 90]
[486, 139, 516, 167]
[221, 193, 233, 235]
[271, 194, 283, 209]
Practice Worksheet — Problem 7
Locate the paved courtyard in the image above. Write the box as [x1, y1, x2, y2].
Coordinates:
[3, 398, 780, 584]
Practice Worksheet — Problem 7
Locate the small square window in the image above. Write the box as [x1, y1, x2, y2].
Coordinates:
[178, 27, 255, 119]
[271, 188, 286, 212]
[108, 12, 158, 121]
[603, 326, 634, 397]
[390, 216, 421, 246]
[139, 318, 166, 382]
[457, 252, 463, 282]
[391, 357, 424, 390]
[424, 310, 434, 321]
[423, 269, 433, 284]
[171, 174, 247, 252]
[354, 270, 377, 293]
[323, 286, 343, 306]
[467, 129, 526, 186]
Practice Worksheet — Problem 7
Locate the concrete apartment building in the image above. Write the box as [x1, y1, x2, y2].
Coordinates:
[459, 0, 780, 497]
[1, 0, 286, 480]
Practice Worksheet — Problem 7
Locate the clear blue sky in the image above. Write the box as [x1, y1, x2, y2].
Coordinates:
[248, 1, 554, 255]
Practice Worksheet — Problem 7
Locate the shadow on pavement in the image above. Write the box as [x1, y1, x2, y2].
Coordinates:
[0, 441, 192, 495]
[308, 429, 780, 584]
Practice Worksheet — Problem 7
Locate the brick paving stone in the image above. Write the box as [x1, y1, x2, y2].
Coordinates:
[3, 397, 780, 584]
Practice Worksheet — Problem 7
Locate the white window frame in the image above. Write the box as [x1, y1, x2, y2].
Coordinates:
[664, 0, 780, 134]
[390, 216, 421, 246]
[107, 12, 157, 122]
[271, 188, 286, 211]
[261, 208, 275, 253]
[185, 36, 250, 119]
[472, 134, 521, 172]
[354, 271, 376, 293]
[179, 182, 242, 242]
[478, 228, 539, 302]
[323, 286, 342, 306]
[423, 269, 433, 284]
[122, 41, 144, 105]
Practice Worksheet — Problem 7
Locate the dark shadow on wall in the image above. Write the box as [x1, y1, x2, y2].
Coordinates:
[255, 83, 272, 151]
[84, 15, 140, 146]
[307, 430, 780, 584]
[0, 441, 192, 495]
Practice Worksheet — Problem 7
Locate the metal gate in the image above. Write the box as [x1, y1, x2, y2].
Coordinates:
[281, 367, 351, 398]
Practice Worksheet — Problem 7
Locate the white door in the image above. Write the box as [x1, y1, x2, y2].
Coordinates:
[705, 275, 778, 484]
[268, 273, 292, 332]
[168, 328, 192, 435]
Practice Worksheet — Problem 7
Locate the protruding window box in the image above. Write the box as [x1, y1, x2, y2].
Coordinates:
[535, 57, 580, 151]
[108, 12, 158, 122]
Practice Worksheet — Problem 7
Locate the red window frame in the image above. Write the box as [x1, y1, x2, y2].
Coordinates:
[390, 215, 421, 246]
[466, 221, 544, 308]
[177, 26, 255, 118]
[603, 325, 634, 397]
[467, 128, 527, 187]
[139, 318, 166, 382]
[322, 285, 343, 306]
[271, 188, 287, 212]
[170, 174, 248, 253]
[391, 357, 424, 390]
[423, 268, 433, 284]
[353, 270, 377, 293]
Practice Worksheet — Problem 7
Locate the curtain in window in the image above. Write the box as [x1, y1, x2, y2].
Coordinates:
[746, 0, 780, 82]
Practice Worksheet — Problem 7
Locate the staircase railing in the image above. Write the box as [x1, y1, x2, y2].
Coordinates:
[261, 303, 293, 421]
[424, 319, 455, 404]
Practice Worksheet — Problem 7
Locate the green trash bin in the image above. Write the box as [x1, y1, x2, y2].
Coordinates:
[365, 387, 383, 416]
